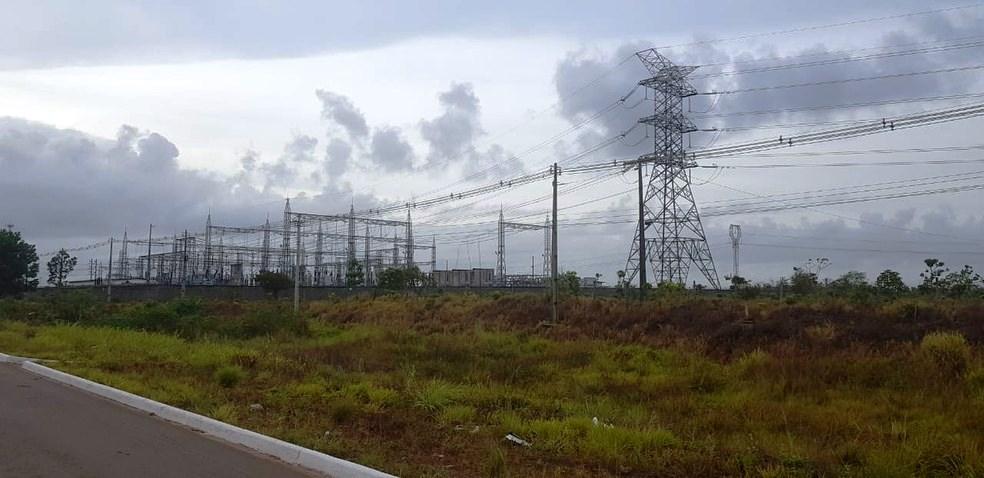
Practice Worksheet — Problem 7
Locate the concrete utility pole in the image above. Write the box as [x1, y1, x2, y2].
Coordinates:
[294, 219, 301, 315]
[729, 224, 742, 280]
[551, 163, 559, 323]
[637, 163, 647, 299]
[107, 237, 113, 303]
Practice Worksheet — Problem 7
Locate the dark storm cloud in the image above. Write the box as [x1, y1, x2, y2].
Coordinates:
[0, 117, 373, 242]
[539, 9, 984, 285]
[553, 10, 984, 155]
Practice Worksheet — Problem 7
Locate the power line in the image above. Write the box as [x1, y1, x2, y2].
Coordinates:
[691, 38, 984, 79]
[656, 3, 983, 51]
[701, 64, 984, 95]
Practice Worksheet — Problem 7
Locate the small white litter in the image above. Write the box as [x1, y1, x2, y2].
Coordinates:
[592, 417, 614, 429]
[504, 432, 532, 447]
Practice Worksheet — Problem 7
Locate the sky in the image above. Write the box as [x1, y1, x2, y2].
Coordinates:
[2, 0, 984, 286]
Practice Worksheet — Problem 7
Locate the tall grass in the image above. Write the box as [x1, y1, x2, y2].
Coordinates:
[1, 295, 982, 477]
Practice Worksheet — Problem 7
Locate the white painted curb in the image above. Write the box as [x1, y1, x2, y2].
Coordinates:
[0, 351, 31, 363]
[15, 359, 397, 478]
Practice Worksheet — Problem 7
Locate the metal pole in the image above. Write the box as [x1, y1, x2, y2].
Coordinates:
[106, 237, 114, 303]
[146, 224, 153, 283]
[294, 219, 301, 314]
[551, 163, 559, 323]
[637, 163, 647, 299]
[181, 230, 188, 298]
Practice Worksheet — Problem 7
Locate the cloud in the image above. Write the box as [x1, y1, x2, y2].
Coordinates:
[324, 138, 352, 178]
[420, 82, 483, 168]
[315, 90, 369, 139]
[369, 126, 415, 172]
[552, 11, 984, 157]
[709, 208, 984, 285]
[418, 82, 525, 179]
[0, 117, 373, 244]
[257, 134, 319, 193]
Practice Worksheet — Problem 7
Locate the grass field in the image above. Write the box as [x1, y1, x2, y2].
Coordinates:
[1, 293, 983, 477]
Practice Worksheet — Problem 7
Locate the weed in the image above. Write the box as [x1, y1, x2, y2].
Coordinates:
[414, 380, 461, 413]
[441, 404, 477, 424]
[328, 395, 361, 423]
[920, 331, 970, 378]
[214, 365, 245, 388]
[483, 445, 509, 478]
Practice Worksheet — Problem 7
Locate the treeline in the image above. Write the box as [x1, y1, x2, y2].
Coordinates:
[724, 258, 984, 299]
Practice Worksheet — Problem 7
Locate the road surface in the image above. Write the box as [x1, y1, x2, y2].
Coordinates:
[0, 363, 322, 478]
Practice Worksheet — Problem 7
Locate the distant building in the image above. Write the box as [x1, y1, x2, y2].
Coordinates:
[432, 268, 494, 287]
[579, 276, 605, 288]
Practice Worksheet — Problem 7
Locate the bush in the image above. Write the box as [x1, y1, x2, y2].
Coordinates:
[214, 365, 245, 388]
[414, 380, 462, 413]
[920, 331, 970, 378]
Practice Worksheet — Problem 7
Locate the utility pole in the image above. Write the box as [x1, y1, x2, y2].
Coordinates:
[146, 224, 153, 283]
[181, 230, 188, 298]
[729, 224, 742, 281]
[637, 163, 647, 299]
[431, 236, 437, 273]
[405, 207, 414, 268]
[107, 237, 114, 303]
[364, 225, 370, 286]
[551, 163, 559, 324]
[294, 218, 301, 314]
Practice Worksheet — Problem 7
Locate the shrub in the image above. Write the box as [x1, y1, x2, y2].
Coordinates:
[414, 380, 462, 413]
[328, 395, 362, 423]
[920, 332, 970, 378]
[214, 365, 245, 388]
[254, 271, 292, 298]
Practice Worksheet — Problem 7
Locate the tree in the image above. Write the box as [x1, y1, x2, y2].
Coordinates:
[345, 258, 364, 287]
[0, 228, 39, 296]
[918, 258, 949, 294]
[46, 249, 78, 287]
[790, 267, 818, 294]
[554, 271, 580, 296]
[254, 271, 292, 298]
[944, 265, 981, 296]
[875, 269, 907, 295]
[377, 266, 424, 291]
[726, 275, 749, 289]
[830, 271, 867, 290]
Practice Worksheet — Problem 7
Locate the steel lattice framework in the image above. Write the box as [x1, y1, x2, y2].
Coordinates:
[625, 49, 720, 288]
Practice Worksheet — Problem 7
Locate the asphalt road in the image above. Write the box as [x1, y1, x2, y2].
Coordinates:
[0, 363, 322, 478]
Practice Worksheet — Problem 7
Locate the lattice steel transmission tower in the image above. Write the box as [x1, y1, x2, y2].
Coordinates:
[625, 49, 720, 289]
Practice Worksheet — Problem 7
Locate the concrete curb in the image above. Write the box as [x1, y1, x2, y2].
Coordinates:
[0, 351, 34, 364]
[16, 360, 396, 478]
